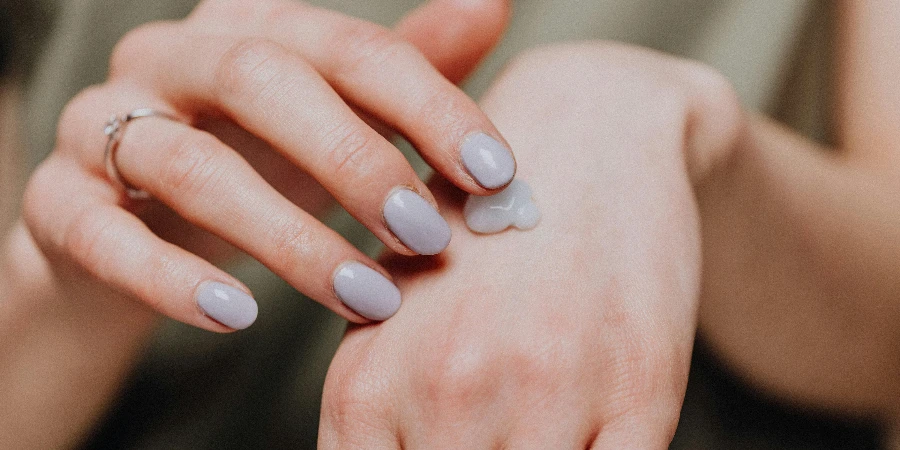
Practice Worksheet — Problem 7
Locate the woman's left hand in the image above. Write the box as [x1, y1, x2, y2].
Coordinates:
[319, 43, 743, 448]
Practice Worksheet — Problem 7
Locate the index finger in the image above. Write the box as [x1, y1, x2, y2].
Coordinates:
[201, 0, 518, 192]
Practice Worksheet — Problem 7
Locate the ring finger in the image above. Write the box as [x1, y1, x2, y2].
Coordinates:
[111, 114, 406, 322]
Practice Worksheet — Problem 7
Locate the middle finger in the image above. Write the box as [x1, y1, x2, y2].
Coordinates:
[117, 29, 452, 255]
[194, 0, 517, 192]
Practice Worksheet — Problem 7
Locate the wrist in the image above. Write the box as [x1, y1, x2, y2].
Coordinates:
[680, 64, 748, 188]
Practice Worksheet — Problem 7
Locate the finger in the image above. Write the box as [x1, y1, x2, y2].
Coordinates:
[116, 30, 452, 256]
[395, 0, 511, 84]
[114, 116, 402, 322]
[188, 0, 516, 193]
[264, 3, 517, 192]
[23, 156, 257, 332]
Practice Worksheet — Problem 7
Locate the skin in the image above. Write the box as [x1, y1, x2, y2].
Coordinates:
[320, 43, 732, 448]
[2, 0, 900, 448]
[319, 1, 900, 447]
[0, 0, 509, 447]
[697, 0, 900, 415]
[21, 0, 515, 332]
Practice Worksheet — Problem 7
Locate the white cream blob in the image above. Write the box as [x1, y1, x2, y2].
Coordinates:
[463, 179, 540, 234]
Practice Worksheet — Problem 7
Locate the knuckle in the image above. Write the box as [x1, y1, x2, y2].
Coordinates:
[509, 41, 676, 96]
[135, 251, 175, 312]
[321, 122, 380, 178]
[602, 331, 679, 418]
[321, 359, 389, 435]
[507, 42, 632, 95]
[415, 340, 500, 409]
[413, 332, 576, 411]
[325, 375, 378, 418]
[415, 90, 472, 149]
[62, 205, 118, 272]
[159, 131, 226, 198]
[55, 86, 105, 154]
[109, 22, 173, 79]
[505, 340, 571, 393]
[22, 161, 61, 240]
[513, 41, 740, 114]
[265, 213, 313, 271]
[213, 38, 286, 101]
[334, 21, 415, 77]
[260, 0, 302, 28]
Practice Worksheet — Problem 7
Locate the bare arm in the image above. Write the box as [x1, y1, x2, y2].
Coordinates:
[697, 0, 900, 417]
[0, 1, 509, 447]
[0, 78, 158, 450]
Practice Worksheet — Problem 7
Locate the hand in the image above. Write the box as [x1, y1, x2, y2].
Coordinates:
[319, 43, 743, 448]
[21, 0, 512, 332]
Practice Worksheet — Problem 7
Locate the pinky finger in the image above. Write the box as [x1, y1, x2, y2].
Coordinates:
[26, 161, 257, 332]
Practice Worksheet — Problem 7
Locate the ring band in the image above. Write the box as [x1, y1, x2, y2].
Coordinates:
[104, 108, 179, 200]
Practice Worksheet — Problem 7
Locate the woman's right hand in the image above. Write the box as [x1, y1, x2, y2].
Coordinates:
[22, 0, 512, 331]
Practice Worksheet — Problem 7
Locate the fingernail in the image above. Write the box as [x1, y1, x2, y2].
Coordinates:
[461, 132, 516, 189]
[383, 189, 451, 255]
[196, 282, 258, 330]
[334, 262, 402, 321]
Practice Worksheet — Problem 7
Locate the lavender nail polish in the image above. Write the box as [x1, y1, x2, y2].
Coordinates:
[196, 282, 258, 330]
[461, 133, 516, 189]
[383, 189, 451, 255]
[334, 262, 401, 321]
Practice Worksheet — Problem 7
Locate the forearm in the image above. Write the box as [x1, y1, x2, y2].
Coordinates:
[694, 0, 900, 419]
[697, 114, 900, 416]
[0, 222, 157, 449]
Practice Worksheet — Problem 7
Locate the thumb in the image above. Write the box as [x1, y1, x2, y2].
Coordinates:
[394, 0, 511, 84]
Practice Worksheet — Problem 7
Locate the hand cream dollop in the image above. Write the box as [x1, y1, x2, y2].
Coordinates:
[463, 179, 540, 234]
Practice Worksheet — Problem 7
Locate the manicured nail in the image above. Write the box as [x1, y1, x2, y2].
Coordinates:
[334, 262, 402, 321]
[383, 188, 451, 255]
[196, 282, 258, 330]
[461, 132, 516, 189]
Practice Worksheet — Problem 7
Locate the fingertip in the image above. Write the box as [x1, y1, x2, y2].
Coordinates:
[195, 281, 259, 331]
[333, 261, 402, 321]
[460, 132, 517, 191]
[382, 187, 452, 256]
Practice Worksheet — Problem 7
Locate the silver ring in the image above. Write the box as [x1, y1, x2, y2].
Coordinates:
[104, 108, 180, 200]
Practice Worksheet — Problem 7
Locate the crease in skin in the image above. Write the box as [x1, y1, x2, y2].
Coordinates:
[463, 179, 540, 234]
